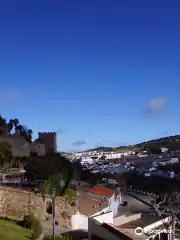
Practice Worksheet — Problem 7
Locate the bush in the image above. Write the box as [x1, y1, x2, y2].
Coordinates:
[23, 215, 33, 229]
[65, 188, 76, 198]
[23, 214, 42, 238]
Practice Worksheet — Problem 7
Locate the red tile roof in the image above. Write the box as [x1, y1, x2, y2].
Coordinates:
[88, 186, 113, 197]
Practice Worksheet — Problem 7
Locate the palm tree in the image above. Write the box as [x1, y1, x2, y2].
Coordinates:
[13, 119, 19, 129]
[17, 124, 24, 133]
[17, 125, 28, 140]
[27, 129, 33, 142]
[0, 116, 6, 126]
[0, 116, 7, 136]
[7, 119, 14, 134]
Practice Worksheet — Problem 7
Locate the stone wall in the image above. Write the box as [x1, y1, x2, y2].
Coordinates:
[0, 187, 77, 228]
[0, 135, 46, 157]
[0, 135, 30, 157]
[29, 142, 46, 156]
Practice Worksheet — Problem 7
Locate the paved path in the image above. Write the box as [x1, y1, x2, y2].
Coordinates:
[42, 224, 72, 237]
[127, 191, 155, 206]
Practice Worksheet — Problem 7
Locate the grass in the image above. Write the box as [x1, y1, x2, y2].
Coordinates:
[0, 219, 31, 240]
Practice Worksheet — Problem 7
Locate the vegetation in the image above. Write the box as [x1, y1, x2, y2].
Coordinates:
[158, 162, 180, 173]
[0, 219, 31, 240]
[22, 215, 42, 239]
[110, 171, 180, 195]
[25, 153, 74, 181]
[134, 135, 180, 150]
[115, 172, 136, 190]
[86, 147, 115, 152]
[0, 141, 14, 176]
[87, 135, 180, 153]
[0, 116, 33, 142]
[152, 191, 180, 239]
[41, 172, 76, 197]
[121, 173, 180, 195]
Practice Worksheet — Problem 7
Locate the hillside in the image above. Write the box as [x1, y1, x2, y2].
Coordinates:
[87, 135, 180, 152]
[86, 147, 115, 152]
[134, 135, 180, 150]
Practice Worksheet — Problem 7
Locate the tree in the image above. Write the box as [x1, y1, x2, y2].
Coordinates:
[41, 171, 73, 196]
[27, 129, 33, 142]
[115, 171, 136, 190]
[0, 116, 7, 136]
[25, 153, 73, 181]
[13, 156, 29, 168]
[7, 119, 14, 134]
[152, 191, 180, 239]
[13, 118, 19, 128]
[0, 141, 14, 176]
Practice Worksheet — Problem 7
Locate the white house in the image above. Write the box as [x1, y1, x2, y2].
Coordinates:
[71, 189, 172, 240]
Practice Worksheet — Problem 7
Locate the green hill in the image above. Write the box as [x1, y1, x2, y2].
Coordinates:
[134, 135, 180, 150]
[86, 147, 115, 152]
[87, 135, 180, 153]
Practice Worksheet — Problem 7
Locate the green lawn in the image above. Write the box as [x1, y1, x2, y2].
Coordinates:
[0, 219, 31, 240]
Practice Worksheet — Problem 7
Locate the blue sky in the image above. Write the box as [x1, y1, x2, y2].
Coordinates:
[1, 1, 180, 152]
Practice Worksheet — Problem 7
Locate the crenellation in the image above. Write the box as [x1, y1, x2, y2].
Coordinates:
[39, 132, 56, 135]
[38, 131, 57, 153]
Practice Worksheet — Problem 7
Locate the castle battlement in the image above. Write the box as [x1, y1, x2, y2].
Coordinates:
[38, 132, 57, 153]
[38, 132, 56, 135]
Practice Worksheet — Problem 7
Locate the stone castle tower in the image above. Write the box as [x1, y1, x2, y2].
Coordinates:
[38, 132, 57, 154]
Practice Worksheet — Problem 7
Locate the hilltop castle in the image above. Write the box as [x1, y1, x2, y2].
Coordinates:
[0, 131, 57, 157]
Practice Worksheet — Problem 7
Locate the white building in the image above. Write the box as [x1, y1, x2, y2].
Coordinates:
[71, 190, 171, 240]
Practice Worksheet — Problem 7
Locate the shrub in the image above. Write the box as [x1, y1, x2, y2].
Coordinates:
[23, 215, 34, 229]
[65, 189, 76, 198]
[23, 214, 42, 238]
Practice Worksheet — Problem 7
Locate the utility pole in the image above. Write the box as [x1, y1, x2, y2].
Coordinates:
[52, 188, 56, 238]
[52, 180, 65, 238]
[28, 190, 31, 215]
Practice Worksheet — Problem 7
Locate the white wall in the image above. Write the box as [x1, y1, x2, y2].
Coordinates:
[71, 208, 114, 231]
[94, 211, 114, 224]
[91, 207, 109, 217]
[71, 212, 88, 230]
[113, 213, 141, 226]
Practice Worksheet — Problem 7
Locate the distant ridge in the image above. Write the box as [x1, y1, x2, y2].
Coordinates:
[86, 135, 180, 152]
[86, 147, 115, 152]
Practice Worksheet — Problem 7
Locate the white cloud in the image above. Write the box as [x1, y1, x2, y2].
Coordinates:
[143, 96, 167, 116]
[72, 140, 86, 146]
